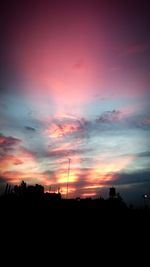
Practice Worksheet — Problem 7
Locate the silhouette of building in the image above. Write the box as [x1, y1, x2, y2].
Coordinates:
[13, 181, 44, 196]
[109, 187, 116, 199]
[45, 192, 61, 201]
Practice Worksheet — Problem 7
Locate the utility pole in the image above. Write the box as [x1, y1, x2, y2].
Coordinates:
[66, 158, 71, 199]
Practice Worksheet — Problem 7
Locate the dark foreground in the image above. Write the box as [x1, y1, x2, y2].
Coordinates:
[1, 193, 150, 227]
[0, 193, 149, 260]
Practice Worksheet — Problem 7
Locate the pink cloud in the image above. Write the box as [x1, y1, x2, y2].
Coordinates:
[0, 155, 24, 170]
[0, 148, 38, 173]
[0, 133, 21, 153]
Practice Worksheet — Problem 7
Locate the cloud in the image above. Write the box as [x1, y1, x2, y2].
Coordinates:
[0, 142, 38, 173]
[45, 114, 86, 138]
[0, 134, 26, 172]
[128, 115, 150, 130]
[0, 133, 21, 147]
[47, 148, 92, 159]
[19, 146, 37, 161]
[0, 155, 24, 167]
[95, 110, 150, 133]
[112, 170, 150, 186]
[0, 171, 51, 185]
[47, 123, 82, 138]
[139, 117, 150, 129]
[25, 126, 36, 131]
[135, 151, 150, 158]
[96, 110, 122, 123]
[0, 133, 21, 154]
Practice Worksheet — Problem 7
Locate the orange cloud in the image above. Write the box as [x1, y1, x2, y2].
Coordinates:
[59, 185, 76, 197]
[1, 171, 50, 185]
[87, 155, 135, 182]
[0, 155, 23, 171]
[81, 192, 96, 198]
[56, 169, 78, 184]
[0, 149, 135, 198]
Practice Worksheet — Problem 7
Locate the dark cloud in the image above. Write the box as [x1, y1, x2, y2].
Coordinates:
[112, 170, 150, 186]
[96, 110, 122, 123]
[106, 170, 150, 206]
[136, 151, 150, 158]
[70, 169, 150, 202]
[25, 126, 36, 132]
[94, 111, 150, 134]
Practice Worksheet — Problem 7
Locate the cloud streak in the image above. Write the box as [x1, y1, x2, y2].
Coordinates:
[25, 126, 36, 132]
[0, 133, 21, 154]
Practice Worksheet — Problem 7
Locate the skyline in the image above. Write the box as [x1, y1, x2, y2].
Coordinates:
[0, 0, 150, 205]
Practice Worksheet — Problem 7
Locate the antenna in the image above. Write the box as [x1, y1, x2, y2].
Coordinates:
[66, 158, 71, 199]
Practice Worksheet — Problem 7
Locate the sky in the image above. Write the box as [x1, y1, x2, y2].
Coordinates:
[0, 0, 150, 205]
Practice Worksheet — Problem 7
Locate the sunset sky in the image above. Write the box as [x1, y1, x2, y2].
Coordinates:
[0, 0, 150, 204]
